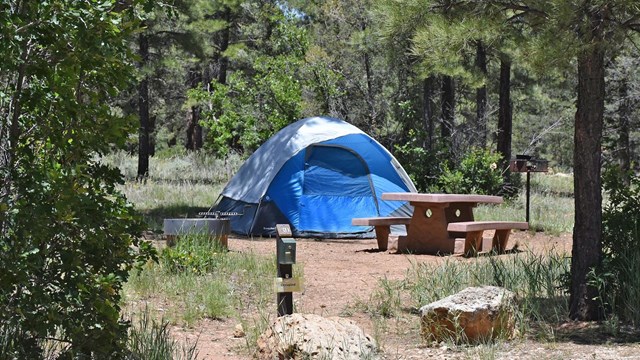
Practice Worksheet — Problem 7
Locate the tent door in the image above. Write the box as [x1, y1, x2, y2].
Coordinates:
[298, 144, 379, 233]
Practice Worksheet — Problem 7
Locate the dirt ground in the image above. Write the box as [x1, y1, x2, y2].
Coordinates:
[168, 232, 640, 359]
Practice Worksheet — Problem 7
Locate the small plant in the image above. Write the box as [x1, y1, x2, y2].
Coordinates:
[159, 234, 228, 274]
[126, 309, 199, 360]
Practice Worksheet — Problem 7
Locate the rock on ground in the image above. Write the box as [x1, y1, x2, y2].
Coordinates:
[419, 285, 517, 343]
[256, 313, 378, 359]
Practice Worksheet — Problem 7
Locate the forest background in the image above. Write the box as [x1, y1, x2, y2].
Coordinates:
[2, 0, 640, 357]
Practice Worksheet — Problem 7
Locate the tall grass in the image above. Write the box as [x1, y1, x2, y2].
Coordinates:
[102, 151, 243, 230]
[126, 309, 199, 360]
[125, 234, 277, 328]
[360, 250, 571, 345]
[102, 150, 243, 184]
[406, 252, 570, 318]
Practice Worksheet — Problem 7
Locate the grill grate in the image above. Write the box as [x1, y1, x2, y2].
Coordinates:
[198, 211, 242, 219]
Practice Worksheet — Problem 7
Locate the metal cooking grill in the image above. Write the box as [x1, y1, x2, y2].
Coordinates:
[198, 211, 242, 219]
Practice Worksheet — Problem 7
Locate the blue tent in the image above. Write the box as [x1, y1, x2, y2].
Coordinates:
[214, 116, 416, 237]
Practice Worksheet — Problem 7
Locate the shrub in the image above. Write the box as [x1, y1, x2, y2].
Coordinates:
[0, 1, 156, 357]
[436, 148, 504, 196]
[590, 167, 640, 324]
[394, 129, 446, 192]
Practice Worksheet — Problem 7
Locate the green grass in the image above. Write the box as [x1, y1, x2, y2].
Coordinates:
[125, 234, 277, 328]
[121, 181, 223, 231]
[474, 173, 575, 235]
[356, 250, 572, 349]
[102, 150, 243, 184]
[126, 308, 199, 360]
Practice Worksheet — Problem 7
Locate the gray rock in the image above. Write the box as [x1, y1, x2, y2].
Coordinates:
[256, 313, 378, 359]
[419, 286, 517, 343]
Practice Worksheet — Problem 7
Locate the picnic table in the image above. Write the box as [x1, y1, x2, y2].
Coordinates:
[354, 193, 528, 256]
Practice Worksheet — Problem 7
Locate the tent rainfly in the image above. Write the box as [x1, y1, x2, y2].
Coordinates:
[213, 116, 417, 238]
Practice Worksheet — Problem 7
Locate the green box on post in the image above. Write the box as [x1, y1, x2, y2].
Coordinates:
[277, 237, 296, 265]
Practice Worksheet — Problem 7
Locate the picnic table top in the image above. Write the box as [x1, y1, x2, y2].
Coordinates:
[381, 193, 503, 204]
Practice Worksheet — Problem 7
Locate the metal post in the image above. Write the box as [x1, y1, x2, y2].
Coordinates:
[276, 224, 293, 316]
[526, 169, 531, 223]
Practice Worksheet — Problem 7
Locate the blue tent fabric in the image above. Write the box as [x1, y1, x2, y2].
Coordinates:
[214, 116, 416, 237]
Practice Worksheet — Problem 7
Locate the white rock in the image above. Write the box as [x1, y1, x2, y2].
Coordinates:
[256, 313, 378, 359]
[419, 286, 517, 343]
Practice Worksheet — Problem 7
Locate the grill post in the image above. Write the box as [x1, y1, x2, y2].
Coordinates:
[509, 155, 548, 223]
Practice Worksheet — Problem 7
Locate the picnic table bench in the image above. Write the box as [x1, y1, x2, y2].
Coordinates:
[354, 193, 528, 256]
[447, 220, 529, 256]
[351, 216, 411, 251]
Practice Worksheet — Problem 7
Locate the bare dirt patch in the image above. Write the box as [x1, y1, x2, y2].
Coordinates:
[168, 232, 640, 359]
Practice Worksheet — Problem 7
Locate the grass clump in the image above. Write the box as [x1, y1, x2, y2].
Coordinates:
[126, 309, 199, 360]
[359, 250, 571, 347]
[125, 234, 277, 327]
[406, 252, 570, 325]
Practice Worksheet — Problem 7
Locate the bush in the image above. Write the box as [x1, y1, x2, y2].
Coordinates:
[394, 129, 446, 192]
[436, 148, 504, 195]
[0, 2, 156, 357]
[590, 167, 640, 324]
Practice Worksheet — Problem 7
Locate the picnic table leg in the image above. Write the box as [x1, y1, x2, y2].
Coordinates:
[491, 229, 512, 254]
[374, 225, 390, 251]
[463, 230, 484, 257]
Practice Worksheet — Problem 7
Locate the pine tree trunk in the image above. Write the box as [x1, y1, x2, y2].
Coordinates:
[423, 76, 435, 150]
[441, 75, 455, 139]
[475, 41, 487, 148]
[570, 45, 605, 321]
[185, 70, 202, 151]
[137, 31, 150, 180]
[186, 105, 200, 151]
[618, 80, 631, 186]
[497, 58, 512, 177]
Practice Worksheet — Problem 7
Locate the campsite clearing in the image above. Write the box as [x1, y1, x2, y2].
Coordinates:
[154, 231, 640, 359]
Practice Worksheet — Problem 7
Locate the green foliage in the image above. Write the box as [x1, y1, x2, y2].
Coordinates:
[126, 236, 277, 326]
[393, 129, 445, 192]
[0, 0, 155, 357]
[160, 235, 228, 274]
[192, 14, 307, 156]
[590, 167, 640, 324]
[436, 148, 504, 195]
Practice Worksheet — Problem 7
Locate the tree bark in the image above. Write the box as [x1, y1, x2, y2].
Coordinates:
[475, 41, 488, 148]
[423, 76, 436, 150]
[497, 58, 512, 177]
[137, 30, 150, 180]
[441, 75, 455, 140]
[185, 70, 202, 151]
[617, 80, 631, 186]
[185, 104, 200, 151]
[570, 45, 605, 321]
